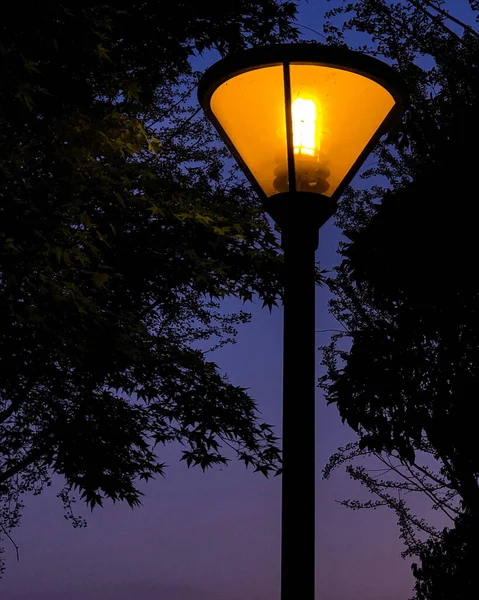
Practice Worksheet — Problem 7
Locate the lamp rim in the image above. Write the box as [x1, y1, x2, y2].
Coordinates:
[198, 42, 407, 114]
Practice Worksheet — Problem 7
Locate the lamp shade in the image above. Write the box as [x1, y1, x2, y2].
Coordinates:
[198, 44, 405, 205]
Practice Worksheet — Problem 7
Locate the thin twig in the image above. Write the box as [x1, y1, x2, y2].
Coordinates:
[315, 329, 349, 334]
[374, 452, 457, 521]
[0, 523, 19, 562]
[411, 459, 456, 491]
[296, 22, 328, 41]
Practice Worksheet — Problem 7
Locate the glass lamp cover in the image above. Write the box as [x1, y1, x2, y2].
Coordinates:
[210, 63, 396, 198]
[210, 66, 288, 198]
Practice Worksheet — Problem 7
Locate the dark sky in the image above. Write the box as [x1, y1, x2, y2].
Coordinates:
[1, 1, 474, 599]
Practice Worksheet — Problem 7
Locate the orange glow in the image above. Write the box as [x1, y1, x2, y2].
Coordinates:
[290, 64, 395, 196]
[210, 63, 396, 198]
[210, 66, 287, 198]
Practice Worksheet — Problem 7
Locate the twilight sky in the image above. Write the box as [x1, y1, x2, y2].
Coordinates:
[2, 1, 475, 599]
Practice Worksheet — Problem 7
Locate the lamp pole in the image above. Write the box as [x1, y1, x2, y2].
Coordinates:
[280, 198, 318, 600]
[197, 41, 405, 600]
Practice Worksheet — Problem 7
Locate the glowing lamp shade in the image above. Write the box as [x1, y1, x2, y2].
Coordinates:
[198, 44, 405, 203]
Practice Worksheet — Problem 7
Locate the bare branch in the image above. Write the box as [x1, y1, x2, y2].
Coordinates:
[0, 524, 19, 562]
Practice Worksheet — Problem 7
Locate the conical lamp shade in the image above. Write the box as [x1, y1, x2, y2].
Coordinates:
[199, 44, 405, 204]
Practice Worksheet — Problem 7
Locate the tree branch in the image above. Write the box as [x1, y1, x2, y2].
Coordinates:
[411, 459, 457, 492]
[374, 453, 457, 521]
[0, 523, 19, 562]
[406, 0, 477, 45]
[408, 0, 479, 39]
[0, 447, 49, 487]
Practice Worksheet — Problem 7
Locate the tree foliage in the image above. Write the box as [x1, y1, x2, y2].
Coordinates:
[319, 1, 479, 597]
[323, 441, 460, 559]
[411, 511, 479, 600]
[323, 441, 478, 599]
[0, 0, 300, 572]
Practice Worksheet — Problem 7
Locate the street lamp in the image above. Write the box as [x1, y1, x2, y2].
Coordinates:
[198, 43, 405, 600]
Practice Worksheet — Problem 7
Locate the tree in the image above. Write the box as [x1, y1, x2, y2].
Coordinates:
[0, 0, 301, 571]
[317, 0, 479, 596]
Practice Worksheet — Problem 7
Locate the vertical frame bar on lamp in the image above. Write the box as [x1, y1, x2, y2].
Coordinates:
[283, 62, 296, 194]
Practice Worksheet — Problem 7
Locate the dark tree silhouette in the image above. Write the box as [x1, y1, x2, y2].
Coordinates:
[412, 511, 479, 600]
[319, 1, 479, 598]
[0, 0, 299, 572]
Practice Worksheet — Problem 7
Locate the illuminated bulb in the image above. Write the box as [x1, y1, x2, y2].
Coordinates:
[292, 98, 318, 156]
[273, 96, 330, 194]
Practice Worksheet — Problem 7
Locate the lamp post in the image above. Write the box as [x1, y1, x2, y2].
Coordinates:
[198, 43, 405, 600]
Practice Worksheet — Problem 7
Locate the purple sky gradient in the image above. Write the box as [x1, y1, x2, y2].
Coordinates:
[2, 1, 474, 598]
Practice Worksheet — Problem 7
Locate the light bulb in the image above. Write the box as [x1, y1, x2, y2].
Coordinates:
[292, 98, 318, 156]
[273, 96, 330, 194]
